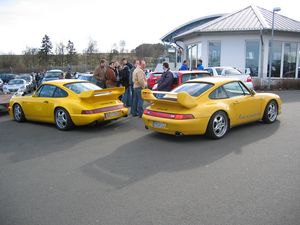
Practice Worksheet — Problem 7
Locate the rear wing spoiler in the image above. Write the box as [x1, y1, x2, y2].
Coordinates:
[141, 89, 197, 108]
[79, 87, 125, 99]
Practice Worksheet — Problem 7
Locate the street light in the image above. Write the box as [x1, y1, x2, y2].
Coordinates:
[268, 7, 281, 89]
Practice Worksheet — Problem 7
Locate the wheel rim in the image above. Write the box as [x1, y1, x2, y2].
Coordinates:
[14, 104, 22, 121]
[212, 113, 227, 137]
[267, 102, 277, 122]
[56, 109, 68, 129]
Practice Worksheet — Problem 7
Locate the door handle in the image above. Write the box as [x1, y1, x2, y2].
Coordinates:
[43, 101, 49, 104]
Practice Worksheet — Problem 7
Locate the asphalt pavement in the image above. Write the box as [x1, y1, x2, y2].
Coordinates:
[0, 91, 300, 225]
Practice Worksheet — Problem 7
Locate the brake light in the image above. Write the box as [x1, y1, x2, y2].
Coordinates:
[246, 76, 252, 82]
[82, 104, 123, 114]
[144, 109, 194, 120]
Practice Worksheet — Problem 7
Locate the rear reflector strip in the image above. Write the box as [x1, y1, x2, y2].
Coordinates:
[82, 104, 124, 114]
[143, 109, 194, 120]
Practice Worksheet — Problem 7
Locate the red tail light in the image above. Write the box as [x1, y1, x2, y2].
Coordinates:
[82, 104, 123, 114]
[144, 109, 194, 120]
[246, 76, 252, 82]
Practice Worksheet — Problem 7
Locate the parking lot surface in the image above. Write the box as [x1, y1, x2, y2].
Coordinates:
[0, 91, 300, 225]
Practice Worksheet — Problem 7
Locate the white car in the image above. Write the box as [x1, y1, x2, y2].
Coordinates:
[0, 79, 3, 91]
[205, 66, 254, 89]
[2, 79, 30, 94]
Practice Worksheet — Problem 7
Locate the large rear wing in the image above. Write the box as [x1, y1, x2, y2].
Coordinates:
[79, 87, 125, 100]
[141, 89, 197, 108]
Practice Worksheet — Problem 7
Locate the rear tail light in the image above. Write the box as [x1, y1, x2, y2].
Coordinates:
[82, 104, 123, 114]
[246, 76, 252, 82]
[144, 109, 194, 120]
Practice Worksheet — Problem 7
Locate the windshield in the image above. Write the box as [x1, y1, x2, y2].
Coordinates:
[223, 68, 242, 75]
[64, 82, 101, 94]
[171, 82, 213, 97]
[78, 75, 91, 81]
[17, 76, 31, 82]
[45, 72, 61, 78]
[8, 79, 25, 85]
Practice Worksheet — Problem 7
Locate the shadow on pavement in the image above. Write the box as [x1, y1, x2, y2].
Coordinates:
[81, 120, 280, 189]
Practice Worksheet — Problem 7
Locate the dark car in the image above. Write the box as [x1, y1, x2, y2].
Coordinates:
[0, 73, 16, 83]
[77, 73, 97, 84]
[41, 69, 64, 84]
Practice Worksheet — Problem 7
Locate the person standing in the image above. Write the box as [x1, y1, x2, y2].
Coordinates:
[157, 62, 174, 92]
[106, 62, 117, 88]
[131, 60, 147, 117]
[197, 59, 204, 70]
[94, 59, 108, 88]
[120, 58, 133, 106]
[179, 60, 189, 71]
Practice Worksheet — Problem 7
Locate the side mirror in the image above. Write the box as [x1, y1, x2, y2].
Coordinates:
[32, 92, 37, 97]
[249, 88, 256, 96]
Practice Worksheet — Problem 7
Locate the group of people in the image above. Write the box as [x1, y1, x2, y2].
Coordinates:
[93, 59, 175, 118]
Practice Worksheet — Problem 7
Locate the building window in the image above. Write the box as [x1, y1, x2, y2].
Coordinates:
[187, 43, 202, 70]
[283, 42, 297, 78]
[298, 44, 300, 78]
[268, 41, 282, 77]
[245, 40, 260, 77]
[208, 41, 221, 67]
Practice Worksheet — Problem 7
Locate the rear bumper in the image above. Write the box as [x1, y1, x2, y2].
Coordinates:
[71, 107, 128, 126]
[142, 114, 209, 135]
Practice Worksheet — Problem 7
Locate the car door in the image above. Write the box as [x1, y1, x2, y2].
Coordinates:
[223, 81, 261, 125]
[23, 84, 57, 122]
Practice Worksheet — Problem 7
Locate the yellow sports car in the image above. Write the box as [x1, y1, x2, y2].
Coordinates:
[142, 77, 281, 139]
[9, 80, 128, 130]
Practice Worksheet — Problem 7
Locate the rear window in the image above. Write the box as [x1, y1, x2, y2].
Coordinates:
[45, 72, 61, 78]
[181, 73, 210, 83]
[64, 82, 100, 94]
[171, 82, 213, 97]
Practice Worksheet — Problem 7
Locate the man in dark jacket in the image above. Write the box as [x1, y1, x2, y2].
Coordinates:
[157, 62, 174, 92]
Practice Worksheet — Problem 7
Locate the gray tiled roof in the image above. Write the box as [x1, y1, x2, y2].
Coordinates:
[175, 5, 300, 39]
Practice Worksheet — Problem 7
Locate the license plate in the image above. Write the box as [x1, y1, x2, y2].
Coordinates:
[153, 121, 166, 128]
[104, 111, 121, 119]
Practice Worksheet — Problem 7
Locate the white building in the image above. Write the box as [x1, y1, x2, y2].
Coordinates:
[161, 5, 300, 87]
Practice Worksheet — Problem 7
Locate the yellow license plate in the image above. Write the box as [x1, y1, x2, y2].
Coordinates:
[104, 111, 121, 119]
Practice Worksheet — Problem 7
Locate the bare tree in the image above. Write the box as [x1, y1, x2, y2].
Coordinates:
[119, 40, 126, 53]
[55, 42, 65, 66]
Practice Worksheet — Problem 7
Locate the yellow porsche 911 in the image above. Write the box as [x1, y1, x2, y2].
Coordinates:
[142, 77, 281, 139]
[9, 80, 128, 130]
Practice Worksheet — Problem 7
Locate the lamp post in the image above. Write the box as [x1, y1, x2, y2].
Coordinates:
[268, 7, 281, 89]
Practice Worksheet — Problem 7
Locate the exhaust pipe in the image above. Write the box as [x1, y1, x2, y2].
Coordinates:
[175, 131, 183, 136]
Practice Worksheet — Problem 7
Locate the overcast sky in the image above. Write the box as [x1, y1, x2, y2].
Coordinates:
[0, 0, 299, 55]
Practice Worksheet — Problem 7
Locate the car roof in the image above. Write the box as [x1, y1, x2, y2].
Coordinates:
[78, 73, 93, 76]
[186, 77, 240, 84]
[175, 70, 210, 74]
[47, 69, 64, 73]
[43, 79, 88, 85]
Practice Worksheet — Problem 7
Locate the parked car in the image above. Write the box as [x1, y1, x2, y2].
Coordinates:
[205, 66, 254, 89]
[41, 69, 64, 84]
[16, 74, 35, 92]
[150, 70, 212, 90]
[141, 77, 281, 139]
[147, 72, 163, 89]
[0, 73, 16, 84]
[77, 73, 97, 84]
[9, 80, 128, 130]
[0, 79, 3, 91]
[2, 79, 31, 94]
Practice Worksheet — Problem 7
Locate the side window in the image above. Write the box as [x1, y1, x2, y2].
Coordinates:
[53, 87, 68, 97]
[238, 82, 250, 95]
[181, 74, 191, 83]
[209, 86, 229, 99]
[38, 85, 56, 97]
[223, 82, 245, 97]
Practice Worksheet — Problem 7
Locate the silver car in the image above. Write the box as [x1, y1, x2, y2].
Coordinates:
[205, 66, 254, 89]
[2, 79, 30, 94]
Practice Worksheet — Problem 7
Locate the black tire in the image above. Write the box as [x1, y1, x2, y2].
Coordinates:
[13, 103, 26, 122]
[54, 108, 74, 131]
[262, 100, 278, 124]
[206, 111, 229, 139]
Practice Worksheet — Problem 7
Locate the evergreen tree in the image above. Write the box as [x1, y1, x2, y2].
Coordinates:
[39, 34, 53, 66]
[66, 40, 77, 65]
